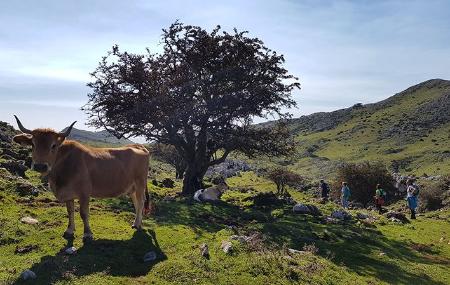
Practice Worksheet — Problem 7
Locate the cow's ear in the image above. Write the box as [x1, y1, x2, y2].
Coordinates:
[13, 134, 33, 146]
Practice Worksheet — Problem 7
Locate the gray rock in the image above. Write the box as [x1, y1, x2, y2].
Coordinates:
[292, 203, 322, 216]
[221, 241, 232, 254]
[65, 246, 77, 255]
[356, 212, 369, 220]
[143, 251, 157, 262]
[200, 243, 209, 258]
[385, 211, 409, 223]
[331, 210, 352, 220]
[20, 216, 38, 225]
[20, 269, 36, 280]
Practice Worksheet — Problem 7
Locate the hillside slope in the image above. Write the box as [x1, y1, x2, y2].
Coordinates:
[276, 79, 450, 178]
[65, 128, 134, 146]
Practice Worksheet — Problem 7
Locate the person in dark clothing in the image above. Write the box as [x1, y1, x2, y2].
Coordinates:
[320, 179, 330, 200]
[374, 184, 386, 214]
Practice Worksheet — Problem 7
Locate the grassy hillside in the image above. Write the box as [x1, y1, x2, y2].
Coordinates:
[66, 128, 134, 147]
[258, 79, 450, 179]
[1, 170, 449, 284]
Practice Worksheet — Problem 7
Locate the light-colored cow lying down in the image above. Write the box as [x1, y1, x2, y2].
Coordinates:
[12, 116, 151, 242]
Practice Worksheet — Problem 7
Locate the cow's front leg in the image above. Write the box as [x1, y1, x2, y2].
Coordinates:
[63, 200, 75, 239]
[79, 198, 93, 243]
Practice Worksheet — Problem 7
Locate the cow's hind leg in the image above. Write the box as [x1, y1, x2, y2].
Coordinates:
[79, 197, 93, 243]
[63, 200, 75, 239]
[130, 188, 145, 230]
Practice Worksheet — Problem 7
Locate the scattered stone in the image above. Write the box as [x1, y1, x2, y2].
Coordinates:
[221, 241, 232, 254]
[65, 246, 77, 255]
[200, 243, 209, 258]
[20, 269, 36, 280]
[20, 216, 38, 225]
[356, 212, 369, 220]
[143, 251, 157, 262]
[324, 217, 340, 224]
[15, 179, 36, 196]
[15, 244, 38, 254]
[379, 252, 386, 256]
[385, 211, 409, 223]
[292, 203, 322, 216]
[230, 235, 248, 243]
[389, 217, 402, 223]
[331, 210, 352, 220]
[288, 248, 310, 255]
[439, 237, 445, 243]
[0, 160, 28, 178]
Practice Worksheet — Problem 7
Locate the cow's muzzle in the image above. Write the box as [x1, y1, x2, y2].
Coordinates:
[32, 163, 49, 173]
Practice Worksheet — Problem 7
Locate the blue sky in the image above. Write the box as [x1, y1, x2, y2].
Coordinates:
[1, 0, 450, 135]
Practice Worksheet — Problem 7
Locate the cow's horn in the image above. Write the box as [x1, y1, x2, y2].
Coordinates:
[14, 115, 32, 134]
[60, 121, 77, 137]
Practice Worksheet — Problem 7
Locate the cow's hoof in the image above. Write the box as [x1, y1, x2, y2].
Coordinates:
[82, 235, 93, 243]
[63, 232, 74, 240]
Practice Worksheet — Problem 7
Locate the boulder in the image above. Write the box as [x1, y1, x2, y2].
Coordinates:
[292, 204, 322, 216]
[65, 246, 77, 255]
[221, 241, 232, 254]
[15, 179, 36, 196]
[0, 160, 28, 178]
[331, 210, 352, 220]
[200, 243, 209, 258]
[20, 269, 36, 280]
[385, 211, 409, 223]
[356, 212, 369, 220]
[20, 216, 38, 225]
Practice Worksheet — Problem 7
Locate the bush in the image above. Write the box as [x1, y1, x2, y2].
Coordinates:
[331, 161, 396, 207]
[419, 176, 450, 211]
[266, 168, 305, 196]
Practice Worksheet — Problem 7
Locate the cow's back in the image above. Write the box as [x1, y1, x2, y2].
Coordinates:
[86, 144, 149, 198]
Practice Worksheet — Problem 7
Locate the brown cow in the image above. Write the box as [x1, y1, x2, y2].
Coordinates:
[12, 116, 151, 242]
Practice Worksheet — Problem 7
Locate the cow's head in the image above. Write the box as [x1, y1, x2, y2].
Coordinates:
[12, 115, 76, 174]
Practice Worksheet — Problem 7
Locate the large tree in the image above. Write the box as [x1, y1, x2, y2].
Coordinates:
[84, 22, 300, 195]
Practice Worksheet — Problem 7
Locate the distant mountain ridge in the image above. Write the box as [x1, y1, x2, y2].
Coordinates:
[65, 128, 134, 146]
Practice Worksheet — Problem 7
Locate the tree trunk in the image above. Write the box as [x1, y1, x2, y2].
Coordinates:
[175, 166, 185, 179]
[181, 164, 207, 195]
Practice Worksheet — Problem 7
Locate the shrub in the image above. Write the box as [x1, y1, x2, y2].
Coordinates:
[266, 168, 305, 196]
[331, 161, 396, 207]
[419, 176, 450, 211]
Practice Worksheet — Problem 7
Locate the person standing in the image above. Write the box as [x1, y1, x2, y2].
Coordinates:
[374, 184, 386, 214]
[341, 182, 351, 209]
[320, 179, 330, 200]
[406, 179, 419, 219]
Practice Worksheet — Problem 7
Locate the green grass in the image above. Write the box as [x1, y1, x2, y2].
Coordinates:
[1, 170, 450, 285]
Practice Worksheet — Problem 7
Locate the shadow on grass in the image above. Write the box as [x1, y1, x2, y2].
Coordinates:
[153, 199, 273, 236]
[13, 229, 166, 285]
[88, 195, 449, 284]
[261, 214, 449, 285]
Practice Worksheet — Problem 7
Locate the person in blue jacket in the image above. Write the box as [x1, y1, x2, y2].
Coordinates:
[406, 179, 419, 219]
[341, 182, 351, 209]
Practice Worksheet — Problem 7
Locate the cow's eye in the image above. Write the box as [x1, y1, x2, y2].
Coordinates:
[51, 144, 56, 150]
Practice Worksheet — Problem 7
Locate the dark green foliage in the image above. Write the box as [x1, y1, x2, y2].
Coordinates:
[84, 22, 300, 194]
[419, 176, 450, 211]
[331, 162, 396, 206]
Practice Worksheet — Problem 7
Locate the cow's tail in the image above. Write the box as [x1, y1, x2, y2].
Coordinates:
[144, 184, 151, 215]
